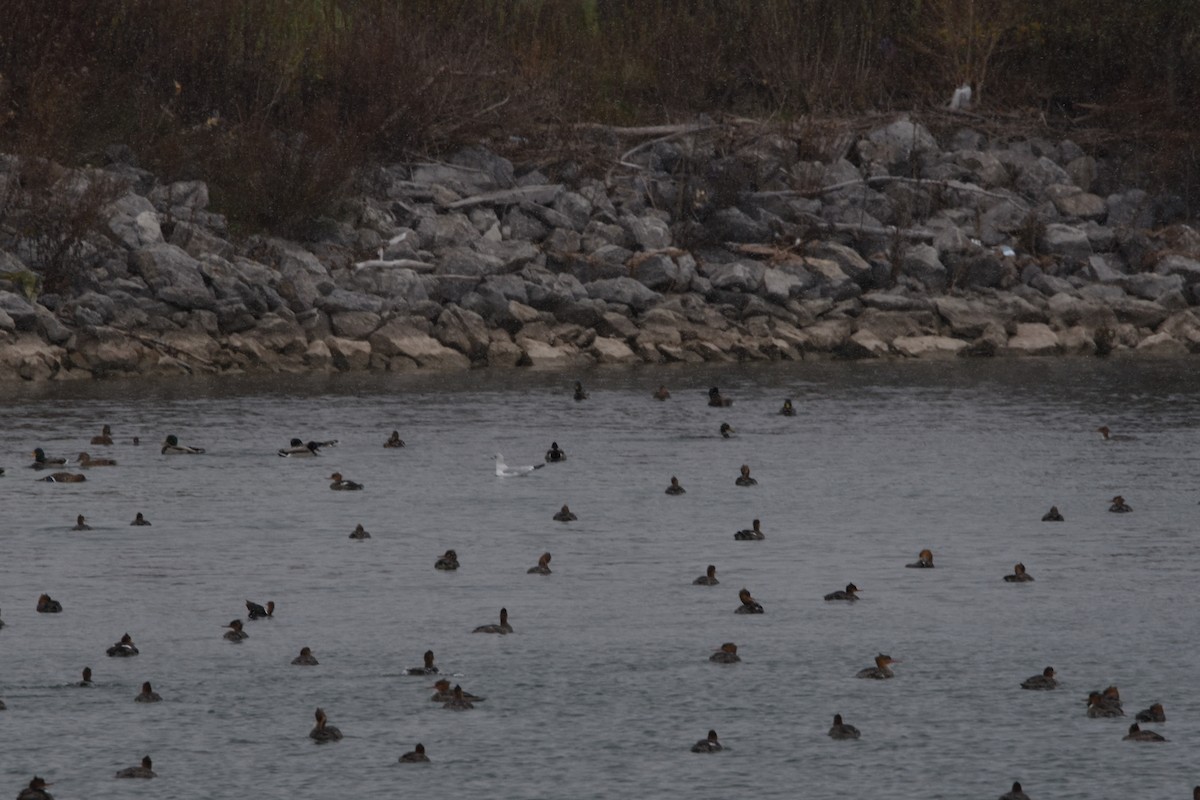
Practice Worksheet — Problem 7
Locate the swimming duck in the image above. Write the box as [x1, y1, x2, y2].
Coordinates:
[223, 620, 247, 642]
[349, 524, 371, 539]
[905, 549, 935, 568]
[691, 730, 723, 753]
[527, 552, 552, 575]
[1097, 425, 1136, 441]
[1041, 506, 1064, 521]
[1123, 723, 1166, 742]
[665, 476, 686, 495]
[78, 667, 92, 687]
[780, 399, 795, 416]
[114, 756, 156, 779]
[106, 633, 138, 657]
[71, 515, 91, 531]
[30, 448, 66, 468]
[473, 607, 513, 634]
[134, 681, 162, 703]
[430, 679, 484, 703]
[1020, 667, 1058, 690]
[443, 684, 475, 711]
[545, 442, 567, 462]
[1109, 495, 1132, 513]
[91, 425, 114, 446]
[17, 777, 54, 800]
[0, 607, 4, 627]
[1135, 703, 1165, 723]
[735, 464, 757, 486]
[653, 385, 671, 401]
[278, 439, 321, 457]
[76, 452, 116, 467]
[828, 713, 861, 740]
[384, 430, 405, 448]
[246, 600, 274, 620]
[573, 381, 588, 401]
[329, 472, 363, 490]
[160, 435, 204, 454]
[130, 512, 151, 526]
[292, 647, 319, 665]
[1086, 691, 1124, 718]
[734, 519, 764, 540]
[824, 583, 860, 601]
[708, 387, 733, 407]
[434, 549, 459, 570]
[405, 650, 439, 675]
[719, 422, 734, 438]
[734, 588, 764, 614]
[36, 594, 63, 613]
[37, 472, 86, 483]
[309, 708, 343, 743]
[709, 642, 741, 664]
[1003, 563, 1034, 582]
[999, 782, 1032, 800]
[693, 565, 719, 585]
[856, 653, 898, 679]
[553, 504, 577, 522]
[399, 743, 430, 763]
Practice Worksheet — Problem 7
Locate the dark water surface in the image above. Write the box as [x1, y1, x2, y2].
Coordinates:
[2, 360, 1197, 799]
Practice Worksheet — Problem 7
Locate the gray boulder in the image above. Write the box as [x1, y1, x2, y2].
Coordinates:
[1039, 224, 1092, 260]
[584, 277, 662, 312]
[0, 291, 38, 331]
[128, 243, 215, 310]
[703, 260, 765, 293]
[106, 193, 163, 250]
[899, 244, 947, 291]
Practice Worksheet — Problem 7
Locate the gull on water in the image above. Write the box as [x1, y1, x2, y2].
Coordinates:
[495, 454, 545, 478]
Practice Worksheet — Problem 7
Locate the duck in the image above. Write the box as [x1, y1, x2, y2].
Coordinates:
[71, 515, 91, 531]
[130, 512, 151, 526]
[1003, 562, 1034, 582]
[30, 448, 66, 468]
[709, 642, 740, 664]
[134, 681, 162, 703]
[573, 381, 588, 401]
[17, 777, 54, 800]
[1041, 506, 1064, 521]
[430, 679, 484, 703]
[652, 385, 671, 401]
[905, 549, 935, 568]
[434, 549, 459, 570]
[349, 524, 371, 539]
[1135, 703, 1165, 723]
[383, 430, 405, 448]
[37, 472, 86, 483]
[544, 442, 567, 462]
[527, 552, 552, 575]
[442, 684, 475, 711]
[693, 565, 719, 585]
[309, 708, 343, 743]
[665, 476, 686, 495]
[0, 607, 4, 627]
[708, 387, 733, 407]
[246, 600, 274, 620]
[856, 653, 898, 679]
[91, 425, 114, 446]
[405, 650, 439, 675]
[1097, 425, 1136, 441]
[734, 519, 764, 540]
[473, 607, 513, 634]
[735, 464, 757, 486]
[824, 583, 861, 601]
[114, 756, 156, 779]
[553, 504, 577, 522]
[292, 647, 319, 665]
[1109, 495, 1133, 513]
[78, 667, 93, 687]
[780, 399, 796, 416]
[1086, 690, 1124, 718]
[36, 594, 63, 613]
[329, 472, 363, 490]
[691, 729, 723, 753]
[734, 588, 764, 614]
[278, 439, 321, 457]
[1020, 667, 1058, 690]
[223, 620, 248, 641]
[76, 452, 116, 467]
[1123, 723, 1166, 741]
[999, 782, 1032, 800]
[398, 743, 430, 763]
[160, 435, 205, 454]
[106, 633, 139, 657]
[828, 713, 861, 740]
[719, 422, 735, 438]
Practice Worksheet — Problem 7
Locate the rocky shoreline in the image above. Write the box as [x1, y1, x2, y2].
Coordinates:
[3, 115, 1200, 382]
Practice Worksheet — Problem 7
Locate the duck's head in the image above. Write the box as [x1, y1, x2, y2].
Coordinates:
[1013, 562, 1026, 575]
[135, 513, 145, 522]
[1086, 691, 1103, 705]
[706, 729, 719, 742]
[1010, 783, 1023, 794]
[140, 756, 152, 770]
[452, 684, 464, 698]
[289, 438, 304, 447]
[120, 633, 133, 645]
[709, 387, 720, 397]
[141, 681, 153, 693]
[738, 588, 755, 603]
[28, 778, 52, 791]
[499, 607, 508, 623]
[670, 476, 681, 486]
[574, 381, 583, 391]
[353, 524, 366, 535]
[423, 650, 435, 667]
[551, 441, 560, 450]
[314, 708, 327, 727]
[225, 620, 243, 632]
[560, 504, 571, 513]
[443, 549, 457, 560]
[1097, 425, 1111, 439]
[330, 472, 343, 481]
[265, 601, 275, 615]
[1149, 702, 1164, 714]
[1128, 723, 1141, 734]
[538, 552, 552, 568]
[101, 424, 112, 435]
[82, 667, 92, 681]
[76, 514, 86, 525]
[413, 743, 426, 755]
[32, 448, 47, 460]
[783, 399, 793, 408]
[163, 435, 179, 446]
[845, 583, 860, 594]
[918, 548, 933, 562]
[739, 464, 751, 477]
[1103, 685, 1120, 701]
[705, 564, 716, 579]
[299, 647, 313, 657]
[1111, 495, 1124, 504]
[432, 679, 451, 692]
[720, 423, 733, 436]
[38, 593, 50, 605]
[1048, 506, 1059, 514]
[833, 713, 844, 725]
[719, 642, 737, 655]
[874, 653, 897, 668]
[77, 452, 90, 463]
[1042, 666, 1055, 678]
[752, 519, 761, 531]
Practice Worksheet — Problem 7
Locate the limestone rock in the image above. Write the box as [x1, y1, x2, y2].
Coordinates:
[1135, 332, 1188, 357]
[1003, 323, 1060, 356]
[892, 335, 968, 359]
[590, 336, 639, 363]
[325, 336, 372, 371]
[369, 320, 470, 369]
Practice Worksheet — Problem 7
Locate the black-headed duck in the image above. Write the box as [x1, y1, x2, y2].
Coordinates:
[824, 583, 860, 601]
[828, 713, 860, 740]
[135, 681, 162, 703]
[734, 519, 764, 540]
[38, 472, 86, 483]
[709, 642, 740, 664]
[37, 594, 63, 613]
[278, 439, 321, 457]
[384, 430, 405, 448]
[309, 708, 343, 743]
[223, 620, 247, 642]
[719, 422, 734, 438]
[329, 472, 363, 490]
[114, 756, 156, 779]
[545, 442, 567, 462]
[553, 504, 577, 522]
[434, 549, 459, 570]
[1097, 425, 1136, 441]
[999, 781, 1032, 800]
[292, 647, 319, 665]
[91, 425, 114, 446]
[430, 679, 483, 703]
[906, 549, 935, 568]
[399, 743, 430, 763]
[161, 435, 205, 454]
[573, 381, 588, 401]
[349, 523, 371, 539]
[17, 777, 55, 800]
[856, 653, 899, 679]
[653, 385, 670, 401]
[442, 684, 475, 711]
[665, 476, 686, 495]
[130, 512, 151, 526]
[71, 515, 91, 531]
[780, 399, 796, 416]
[473, 607, 512, 634]
[693, 565, 719, 585]
[106, 633, 138, 657]
[691, 729, 722, 752]
[78, 667, 92, 687]
[31, 448, 66, 468]
[1135, 703, 1165, 723]
[1109, 495, 1132, 513]
[708, 387, 732, 407]
[734, 588, 764, 614]
[405, 650, 439, 675]
[77, 452, 116, 467]
[246, 600, 274, 620]
[1123, 723, 1166, 741]
[1003, 563, 1034, 582]
[1041, 506, 1064, 521]
[1020, 667, 1058, 690]
[527, 552, 552, 575]
[735, 464, 757, 486]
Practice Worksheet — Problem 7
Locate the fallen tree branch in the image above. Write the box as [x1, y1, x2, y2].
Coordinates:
[755, 175, 1028, 210]
[605, 124, 718, 187]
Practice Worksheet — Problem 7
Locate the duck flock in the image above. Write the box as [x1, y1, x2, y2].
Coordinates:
[2, 366, 1198, 799]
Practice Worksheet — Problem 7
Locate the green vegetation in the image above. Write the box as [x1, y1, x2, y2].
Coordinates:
[1, 1, 1195, 231]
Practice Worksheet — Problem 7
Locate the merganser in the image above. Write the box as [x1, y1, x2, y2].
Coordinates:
[780, 399, 795, 416]
[309, 708, 343, 742]
[720, 422, 734, 438]
[329, 472, 363, 490]
[430, 679, 484, 702]
[1020, 667, 1058, 690]
[573, 381, 588, 401]
[442, 684, 475, 710]
[17, 777, 54, 800]
[1097, 426, 1136, 441]
[130, 512, 151, 526]
[708, 387, 733, 407]
[434, 549, 459, 570]
[278, 439, 321, 457]
[114, 756, 156, 779]
[1041, 506, 1064, 521]
[1135, 703, 1165, 723]
[545, 442, 567, 462]
[709, 642, 741, 663]
[694, 565, 719, 585]
[527, 552, 552, 575]
[292, 647, 319, 665]
[1003, 563, 1034, 582]
[37, 594, 63, 613]
[828, 713, 860, 740]
[135, 681, 162, 703]
[735, 464, 757, 486]
[856, 653, 898, 679]
[76, 452, 116, 467]
[106, 633, 138, 657]
[473, 607, 513, 634]
[30, 448, 66, 468]
[734, 519, 764, 540]
[160, 435, 204, 454]
[824, 583, 860, 601]
[384, 430, 405, 448]
[37, 472, 86, 483]
[553, 504, 577, 522]
[665, 476, 686, 495]
[906, 549, 934, 568]
[349, 524, 371, 539]
[734, 588, 764, 614]
[691, 729, 723, 752]
[1123, 723, 1165, 741]
[223, 620, 248, 641]
[78, 667, 92, 686]
[1086, 691, 1123, 717]
[405, 650, 439, 675]
[71, 515, 91, 531]
[653, 385, 671, 400]
[246, 600, 274, 620]
[399, 743, 430, 763]
[999, 781, 1032, 800]
[91, 425, 114, 445]
[1109, 495, 1132, 513]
